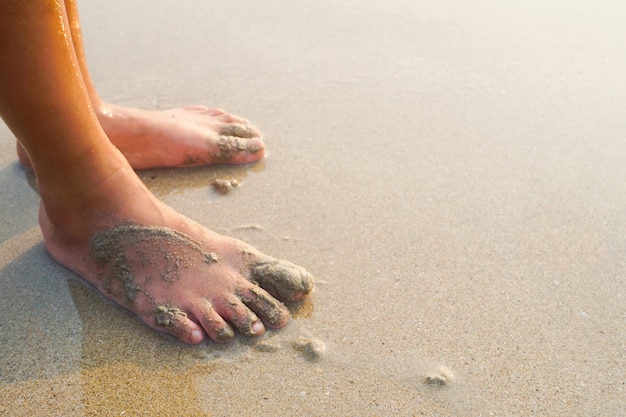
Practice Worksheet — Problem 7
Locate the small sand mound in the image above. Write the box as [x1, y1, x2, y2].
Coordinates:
[212, 178, 239, 194]
[293, 337, 326, 362]
[424, 366, 454, 387]
[254, 340, 281, 353]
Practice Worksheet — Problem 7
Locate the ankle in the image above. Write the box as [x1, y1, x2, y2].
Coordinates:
[37, 147, 130, 220]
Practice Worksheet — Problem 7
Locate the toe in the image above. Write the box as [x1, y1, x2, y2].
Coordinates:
[203, 108, 248, 124]
[213, 110, 249, 124]
[211, 136, 265, 164]
[195, 300, 235, 343]
[231, 137, 265, 164]
[239, 285, 290, 328]
[251, 259, 314, 303]
[184, 105, 210, 112]
[151, 304, 205, 344]
[215, 297, 265, 337]
[219, 123, 261, 138]
[206, 107, 227, 116]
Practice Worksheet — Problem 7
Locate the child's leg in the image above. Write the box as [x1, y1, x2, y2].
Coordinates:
[17, 0, 265, 169]
[0, 0, 312, 344]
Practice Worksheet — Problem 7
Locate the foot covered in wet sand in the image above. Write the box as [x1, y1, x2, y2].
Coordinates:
[39, 151, 313, 344]
[88, 223, 313, 343]
[17, 104, 265, 169]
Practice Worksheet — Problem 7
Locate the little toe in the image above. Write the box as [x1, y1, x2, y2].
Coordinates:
[196, 300, 235, 343]
[251, 259, 314, 303]
[239, 285, 290, 328]
[216, 298, 265, 337]
[151, 303, 205, 344]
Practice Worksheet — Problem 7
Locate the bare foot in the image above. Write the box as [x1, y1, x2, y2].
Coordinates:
[17, 104, 265, 169]
[38, 147, 313, 344]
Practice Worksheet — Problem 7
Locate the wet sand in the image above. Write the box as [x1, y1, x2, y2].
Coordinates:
[1, 0, 625, 415]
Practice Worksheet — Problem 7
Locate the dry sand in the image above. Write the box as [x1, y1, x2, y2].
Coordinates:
[1, 0, 625, 415]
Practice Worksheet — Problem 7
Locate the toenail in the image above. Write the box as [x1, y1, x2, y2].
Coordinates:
[251, 320, 264, 335]
[216, 326, 235, 342]
[191, 329, 204, 343]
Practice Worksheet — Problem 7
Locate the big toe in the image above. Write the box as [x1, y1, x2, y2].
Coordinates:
[212, 135, 265, 164]
[219, 123, 261, 138]
[251, 259, 314, 302]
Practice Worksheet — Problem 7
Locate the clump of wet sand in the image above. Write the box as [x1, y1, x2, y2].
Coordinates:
[212, 178, 239, 194]
[154, 303, 188, 327]
[293, 337, 326, 362]
[254, 339, 282, 353]
[251, 259, 314, 302]
[424, 365, 455, 387]
[90, 222, 219, 307]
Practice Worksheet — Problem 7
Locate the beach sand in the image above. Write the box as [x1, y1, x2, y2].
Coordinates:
[1, 0, 625, 415]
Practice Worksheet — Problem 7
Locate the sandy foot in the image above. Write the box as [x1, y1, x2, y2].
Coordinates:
[37, 147, 313, 344]
[79, 221, 314, 343]
[17, 104, 265, 169]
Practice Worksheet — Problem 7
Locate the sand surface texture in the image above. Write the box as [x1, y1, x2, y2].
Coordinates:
[1, 1, 625, 415]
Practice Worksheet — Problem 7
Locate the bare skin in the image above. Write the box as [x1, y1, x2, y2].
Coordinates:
[17, 104, 266, 169]
[0, 0, 313, 344]
[39, 151, 313, 343]
[16, 0, 264, 170]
